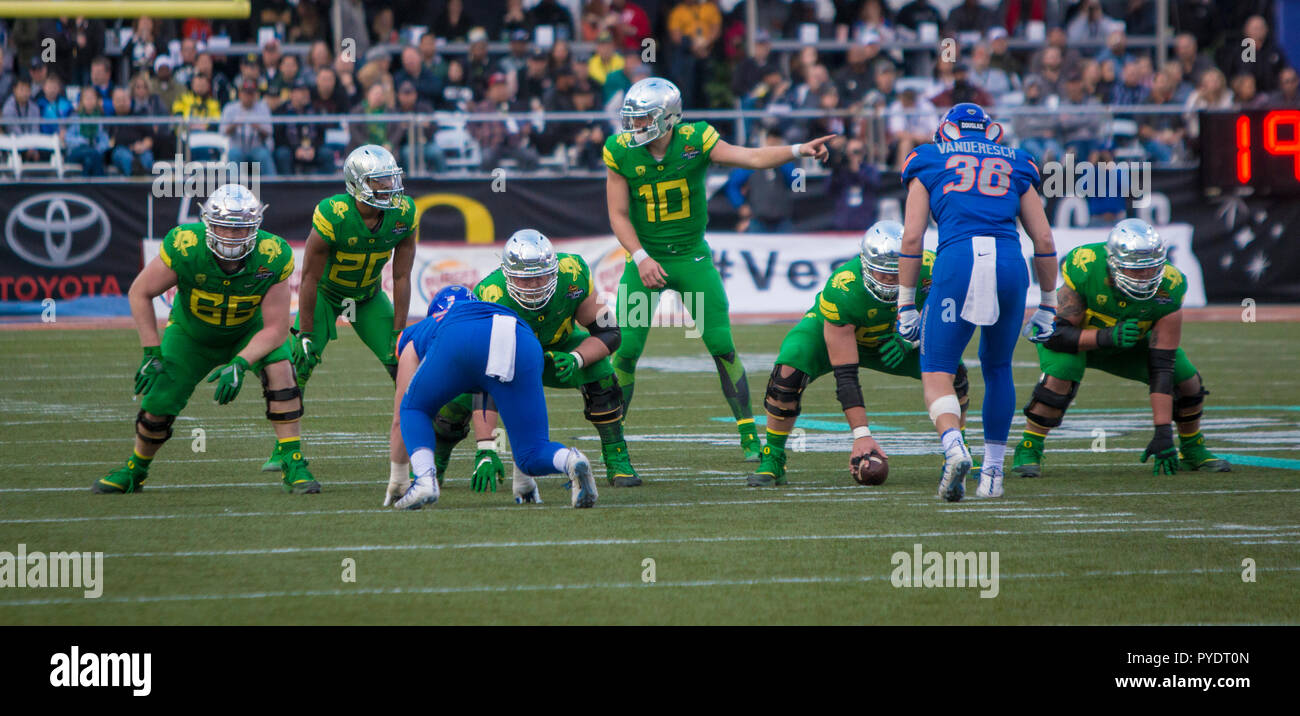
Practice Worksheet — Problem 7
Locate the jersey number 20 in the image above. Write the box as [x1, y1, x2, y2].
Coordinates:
[942, 155, 1012, 197]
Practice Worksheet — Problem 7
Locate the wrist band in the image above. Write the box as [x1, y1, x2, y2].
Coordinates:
[1039, 289, 1057, 308]
[570, 351, 585, 369]
[476, 440, 495, 451]
[897, 286, 916, 306]
[1033, 251, 1057, 258]
[790, 143, 802, 159]
[632, 249, 649, 265]
[852, 425, 872, 439]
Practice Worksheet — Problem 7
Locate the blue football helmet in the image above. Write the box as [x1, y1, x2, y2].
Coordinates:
[427, 284, 476, 319]
[934, 103, 1003, 144]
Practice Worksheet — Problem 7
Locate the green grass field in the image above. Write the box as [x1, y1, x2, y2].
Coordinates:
[1, 320, 1298, 625]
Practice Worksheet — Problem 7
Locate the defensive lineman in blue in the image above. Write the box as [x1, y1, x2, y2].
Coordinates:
[897, 103, 1060, 501]
[390, 287, 599, 509]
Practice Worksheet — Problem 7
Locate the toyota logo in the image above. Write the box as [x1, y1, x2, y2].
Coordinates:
[5, 192, 111, 268]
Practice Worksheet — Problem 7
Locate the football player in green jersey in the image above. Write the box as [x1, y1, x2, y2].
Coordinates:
[1013, 219, 1232, 476]
[747, 221, 970, 486]
[470, 230, 641, 487]
[93, 184, 319, 495]
[605, 77, 834, 461]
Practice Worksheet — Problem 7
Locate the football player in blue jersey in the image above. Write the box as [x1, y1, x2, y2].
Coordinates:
[387, 285, 599, 509]
[895, 104, 1060, 501]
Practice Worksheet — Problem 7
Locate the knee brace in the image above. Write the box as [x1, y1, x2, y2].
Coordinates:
[1175, 373, 1208, 426]
[136, 410, 175, 444]
[1022, 374, 1078, 429]
[580, 376, 623, 424]
[261, 370, 304, 422]
[952, 364, 970, 409]
[764, 365, 809, 419]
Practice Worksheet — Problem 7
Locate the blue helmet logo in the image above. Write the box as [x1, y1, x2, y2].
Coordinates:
[428, 284, 476, 319]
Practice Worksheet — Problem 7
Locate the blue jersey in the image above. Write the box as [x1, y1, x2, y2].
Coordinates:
[398, 300, 521, 360]
[900, 137, 1040, 251]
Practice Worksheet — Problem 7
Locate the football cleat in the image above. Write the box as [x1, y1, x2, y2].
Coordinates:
[1179, 436, 1232, 473]
[746, 445, 787, 487]
[602, 441, 641, 487]
[281, 455, 321, 494]
[1011, 441, 1042, 478]
[91, 465, 147, 494]
[564, 449, 598, 508]
[740, 426, 762, 462]
[938, 443, 972, 502]
[976, 465, 1004, 498]
[260, 440, 284, 472]
[512, 464, 543, 504]
[394, 474, 438, 510]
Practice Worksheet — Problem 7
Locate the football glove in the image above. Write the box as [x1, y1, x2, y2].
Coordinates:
[546, 351, 583, 385]
[290, 330, 322, 381]
[896, 304, 921, 342]
[135, 346, 164, 396]
[1107, 319, 1143, 349]
[1140, 425, 1180, 475]
[470, 447, 505, 493]
[878, 332, 915, 369]
[1023, 305, 1057, 343]
[206, 356, 251, 405]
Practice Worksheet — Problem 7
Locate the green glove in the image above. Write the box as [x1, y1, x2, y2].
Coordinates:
[1140, 424, 1180, 475]
[878, 332, 914, 369]
[290, 330, 322, 382]
[547, 351, 582, 384]
[135, 346, 164, 396]
[471, 446, 505, 493]
[206, 356, 251, 405]
[1105, 319, 1143, 349]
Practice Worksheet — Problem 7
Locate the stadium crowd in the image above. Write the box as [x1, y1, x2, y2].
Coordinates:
[0, 0, 1294, 179]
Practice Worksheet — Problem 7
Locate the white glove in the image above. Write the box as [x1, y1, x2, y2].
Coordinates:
[1022, 305, 1057, 343]
[383, 462, 411, 507]
[896, 304, 921, 342]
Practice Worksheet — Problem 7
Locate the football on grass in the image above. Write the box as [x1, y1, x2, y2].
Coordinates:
[852, 452, 889, 486]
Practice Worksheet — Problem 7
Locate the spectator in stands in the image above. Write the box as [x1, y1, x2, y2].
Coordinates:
[391, 78, 445, 175]
[1138, 69, 1185, 163]
[724, 127, 799, 233]
[548, 39, 574, 79]
[499, 29, 533, 80]
[309, 67, 344, 114]
[667, 0, 723, 107]
[862, 59, 899, 110]
[172, 73, 222, 139]
[129, 71, 172, 156]
[602, 50, 646, 104]
[732, 29, 778, 99]
[67, 87, 109, 177]
[304, 41, 333, 86]
[931, 62, 994, 108]
[969, 43, 1017, 102]
[394, 45, 442, 107]
[895, 0, 944, 36]
[1266, 67, 1300, 107]
[222, 79, 277, 175]
[334, 0, 371, 60]
[174, 39, 199, 89]
[887, 86, 936, 169]
[471, 72, 540, 171]
[1015, 76, 1063, 162]
[568, 83, 607, 170]
[999, 0, 1050, 38]
[36, 75, 72, 136]
[946, 0, 997, 35]
[1173, 33, 1212, 89]
[1028, 46, 1064, 98]
[588, 31, 625, 87]
[274, 79, 332, 175]
[333, 53, 361, 105]
[516, 48, 553, 108]
[108, 87, 155, 176]
[1111, 58, 1149, 107]
[580, 0, 611, 42]
[27, 58, 49, 97]
[1059, 68, 1102, 157]
[1219, 15, 1291, 94]
[124, 17, 162, 78]
[290, 0, 329, 44]
[350, 81, 395, 153]
[1031, 27, 1080, 75]
[434, 0, 474, 41]
[785, 62, 831, 110]
[843, 0, 896, 44]
[1231, 74, 1268, 109]
[1066, 0, 1121, 53]
[231, 54, 270, 105]
[195, 54, 231, 107]
[437, 59, 475, 111]
[529, 0, 577, 39]
[826, 136, 881, 231]
[2, 76, 40, 138]
[1095, 29, 1134, 70]
[371, 6, 399, 47]
[1123, 0, 1156, 36]
[835, 35, 883, 106]
[1183, 68, 1231, 141]
[466, 28, 496, 99]
[1094, 56, 1118, 101]
[807, 83, 846, 141]
[608, 0, 652, 52]
[985, 27, 1022, 78]
[149, 55, 177, 110]
[502, 0, 531, 36]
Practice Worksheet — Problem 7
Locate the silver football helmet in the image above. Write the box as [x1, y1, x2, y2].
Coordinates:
[1106, 218, 1166, 300]
[620, 78, 683, 147]
[502, 229, 559, 310]
[344, 144, 405, 209]
[859, 220, 905, 302]
[201, 184, 265, 260]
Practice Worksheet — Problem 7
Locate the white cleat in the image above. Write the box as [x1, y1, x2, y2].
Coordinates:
[512, 464, 542, 504]
[564, 449, 598, 508]
[976, 465, 1004, 498]
[393, 474, 439, 510]
[938, 444, 972, 503]
[383, 474, 411, 507]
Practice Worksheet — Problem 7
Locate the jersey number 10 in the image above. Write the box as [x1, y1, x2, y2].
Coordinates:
[636, 179, 691, 222]
[942, 155, 1012, 197]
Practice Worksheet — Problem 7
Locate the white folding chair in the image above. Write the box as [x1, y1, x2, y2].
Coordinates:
[9, 133, 68, 178]
[434, 126, 481, 169]
[186, 130, 230, 165]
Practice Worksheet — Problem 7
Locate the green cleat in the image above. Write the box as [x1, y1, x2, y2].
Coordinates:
[260, 441, 284, 472]
[1011, 441, 1042, 478]
[92, 465, 147, 494]
[602, 440, 641, 487]
[740, 423, 762, 462]
[1179, 433, 1232, 472]
[746, 445, 787, 486]
[281, 455, 321, 494]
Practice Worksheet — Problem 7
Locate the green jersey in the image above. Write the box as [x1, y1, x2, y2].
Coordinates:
[310, 193, 417, 301]
[474, 253, 595, 350]
[809, 250, 935, 349]
[158, 223, 294, 342]
[1061, 242, 1186, 337]
[603, 120, 721, 252]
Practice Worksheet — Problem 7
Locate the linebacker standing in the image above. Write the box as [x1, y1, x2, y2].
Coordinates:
[94, 184, 318, 494]
[605, 77, 833, 460]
